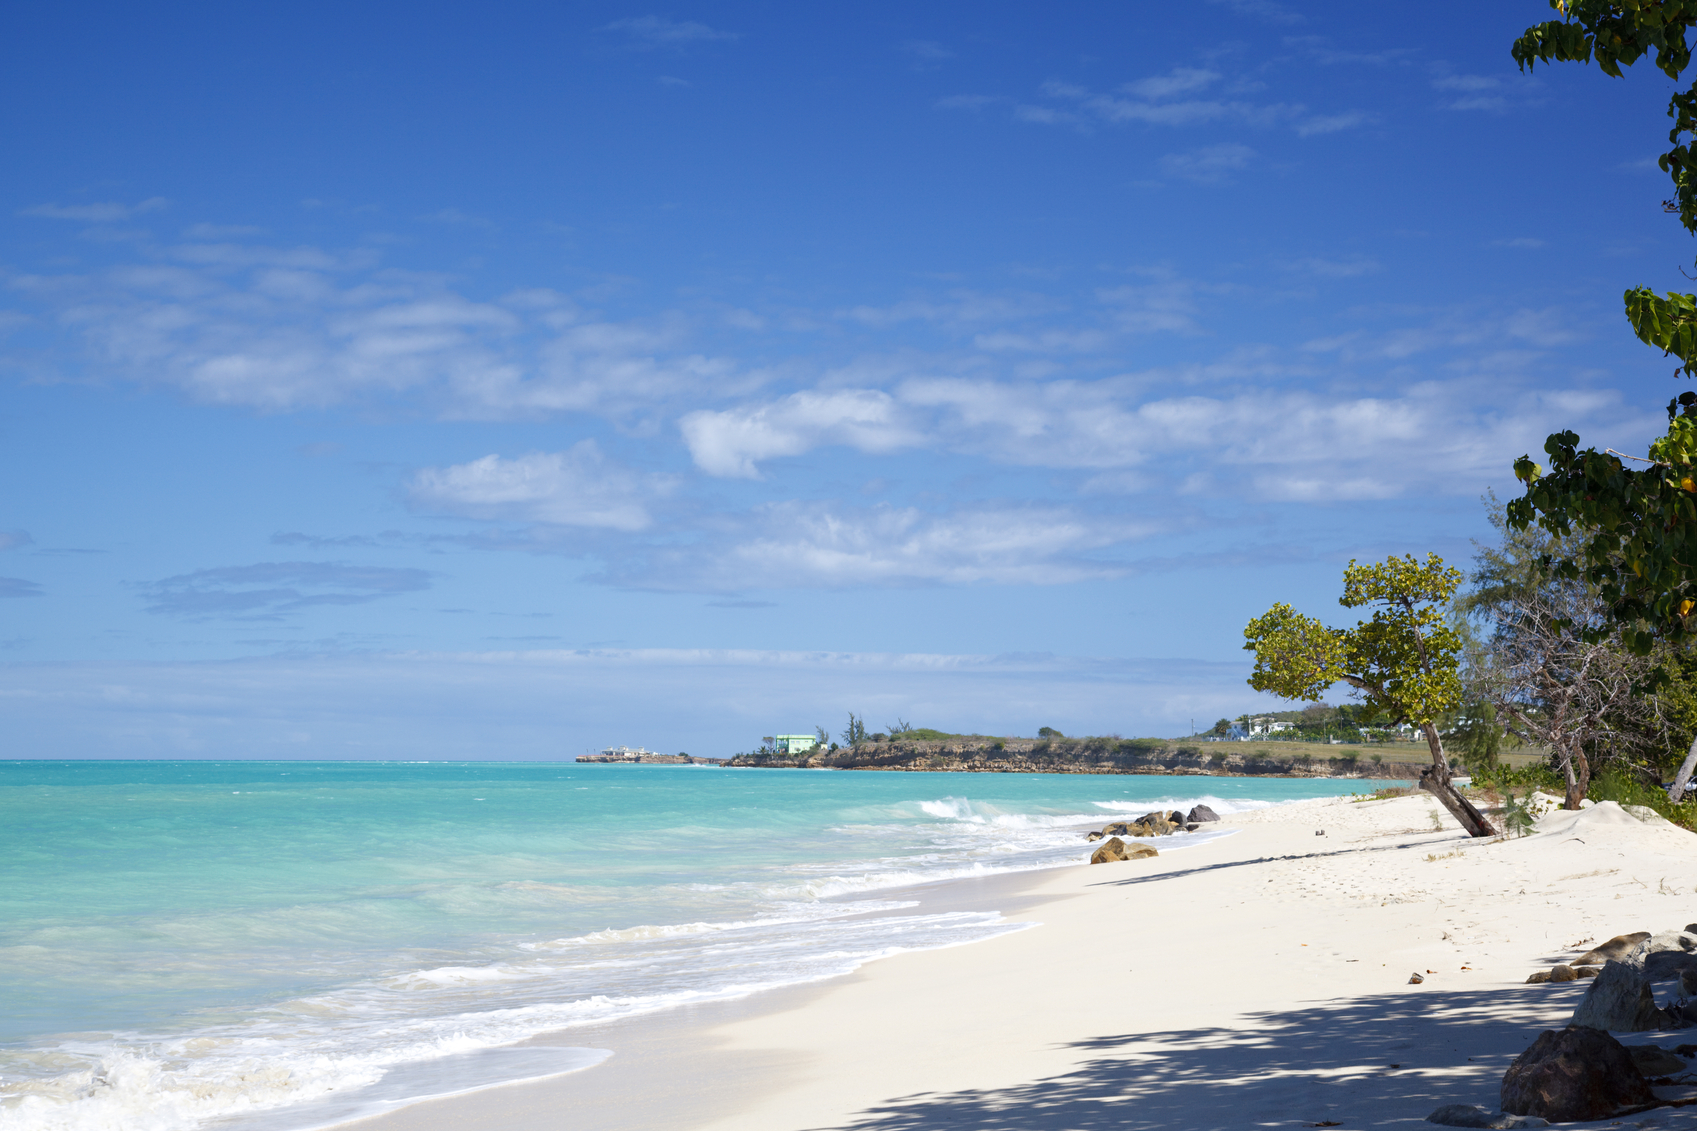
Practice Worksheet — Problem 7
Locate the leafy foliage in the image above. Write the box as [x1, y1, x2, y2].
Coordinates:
[1507, 3, 1697, 649]
[1244, 554, 1465, 726]
[841, 712, 868, 747]
[1037, 726, 1063, 738]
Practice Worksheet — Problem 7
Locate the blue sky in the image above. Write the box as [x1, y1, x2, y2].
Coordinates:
[0, 1, 1685, 757]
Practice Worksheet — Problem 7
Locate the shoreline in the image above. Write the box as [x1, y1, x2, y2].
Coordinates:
[336, 793, 1697, 1131]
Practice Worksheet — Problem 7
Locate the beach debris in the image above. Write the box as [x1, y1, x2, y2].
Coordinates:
[1089, 836, 1157, 865]
[1410, 972, 1426, 984]
[1571, 961, 1668, 1032]
[1500, 1026, 1655, 1122]
[1315, 829, 1325, 836]
[1186, 803, 1220, 823]
[1574, 932, 1652, 967]
[1426, 1103, 1549, 1128]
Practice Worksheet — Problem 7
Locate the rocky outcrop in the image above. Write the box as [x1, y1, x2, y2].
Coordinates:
[1089, 837, 1157, 864]
[1187, 804, 1220, 823]
[1570, 962, 1667, 1032]
[1500, 1027, 1655, 1122]
[725, 737, 1431, 778]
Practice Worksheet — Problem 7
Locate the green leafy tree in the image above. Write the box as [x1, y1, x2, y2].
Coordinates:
[1037, 726, 1063, 738]
[1244, 554, 1498, 837]
[1507, 2, 1697, 801]
[1210, 717, 1232, 736]
[841, 712, 868, 747]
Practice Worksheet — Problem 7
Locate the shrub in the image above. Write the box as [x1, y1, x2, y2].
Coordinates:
[1038, 726, 1063, 738]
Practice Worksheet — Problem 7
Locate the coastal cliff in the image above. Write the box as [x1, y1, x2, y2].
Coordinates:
[724, 736, 1430, 778]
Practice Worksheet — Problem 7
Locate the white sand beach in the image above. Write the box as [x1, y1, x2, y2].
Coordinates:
[346, 792, 1697, 1131]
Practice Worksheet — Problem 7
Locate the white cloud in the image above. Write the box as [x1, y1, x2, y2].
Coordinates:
[1433, 74, 1500, 92]
[409, 441, 667, 530]
[1296, 110, 1372, 136]
[1492, 237, 1546, 250]
[617, 502, 1139, 589]
[1158, 143, 1256, 184]
[601, 16, 738, 46]
[1121, 67, 1220, 101]
[8, 251, 744, 416]
[20, 198, 167, 222]
[679, 389, 919, 477]
[1208, 0, 1303, 25]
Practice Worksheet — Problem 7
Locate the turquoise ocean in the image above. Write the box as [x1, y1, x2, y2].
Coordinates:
[0, 761, 1394, 1131]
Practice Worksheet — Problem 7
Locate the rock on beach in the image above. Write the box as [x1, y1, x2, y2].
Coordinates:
[1088, 836, 1157, 865]
[1500, 1026, 1655, 1122]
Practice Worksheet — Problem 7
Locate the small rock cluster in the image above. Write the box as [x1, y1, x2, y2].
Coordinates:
[1085, 806, 1219, 865]
[1084, 804, 1217, 843]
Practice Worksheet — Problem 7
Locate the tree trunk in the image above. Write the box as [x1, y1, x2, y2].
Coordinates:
[1418, 722, 1498, 838]
[1559, 742, 1582, 811]
[1670, 734, 1697, 804]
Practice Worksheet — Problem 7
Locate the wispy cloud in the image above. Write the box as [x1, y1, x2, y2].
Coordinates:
[0, 531, 33, 552]
[597, 502, 1139, 590]
[601, 16, 739, 48]
[20, 198, 167, 223]
[1207, 0, 1304, 25]
[0, 577, 42, 598]
[680, 389, 919, 478]
[410, 441, 669, 529]
[1159, 143, 1256, 184]
[7, 251, 746, 416]
[141, 562, 432, 620]
[1283, 256, 1381, 277]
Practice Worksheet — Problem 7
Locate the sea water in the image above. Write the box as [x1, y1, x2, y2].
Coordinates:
[0, 760, 1395, 1130]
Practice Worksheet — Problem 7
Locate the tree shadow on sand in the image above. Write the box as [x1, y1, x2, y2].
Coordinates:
[817, 985, 1644, 1131]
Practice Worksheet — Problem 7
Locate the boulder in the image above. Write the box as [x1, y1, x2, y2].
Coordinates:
[1085, 830, 1105, 842]
[1090, 837, 1159, 864]
[1626, 1045, 1689, 1078]
[1102, 821, 1131, 837]
[1644, 931, 1697, 982]
[1577, 966, 1600, 979]
[1548, 965, 1577, 983]
[1575, 932, 1653, 968]
[1526, 970, 1552, 985]
[1500, 1027, 1655, 1121]
[1571, 961, 1668, 1032]
[1426, 1105, 1549, 1128]
[1165, 809, 1185, 824]
[1091, 836, 1129, 864]
[1187, 803, 1221, 823]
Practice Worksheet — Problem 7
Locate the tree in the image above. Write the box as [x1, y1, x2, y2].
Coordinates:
[1459, 507, 1665, 808]
[1508, 4, 1697, 799]
[1244, 554, 1498, 837]
[1037, 726, 1063, 738]
[1210, 717, 1232, 736]
[841, 712, 868, 747]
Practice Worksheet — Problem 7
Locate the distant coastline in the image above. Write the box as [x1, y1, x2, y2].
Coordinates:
[724, 736, 1432, 778]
